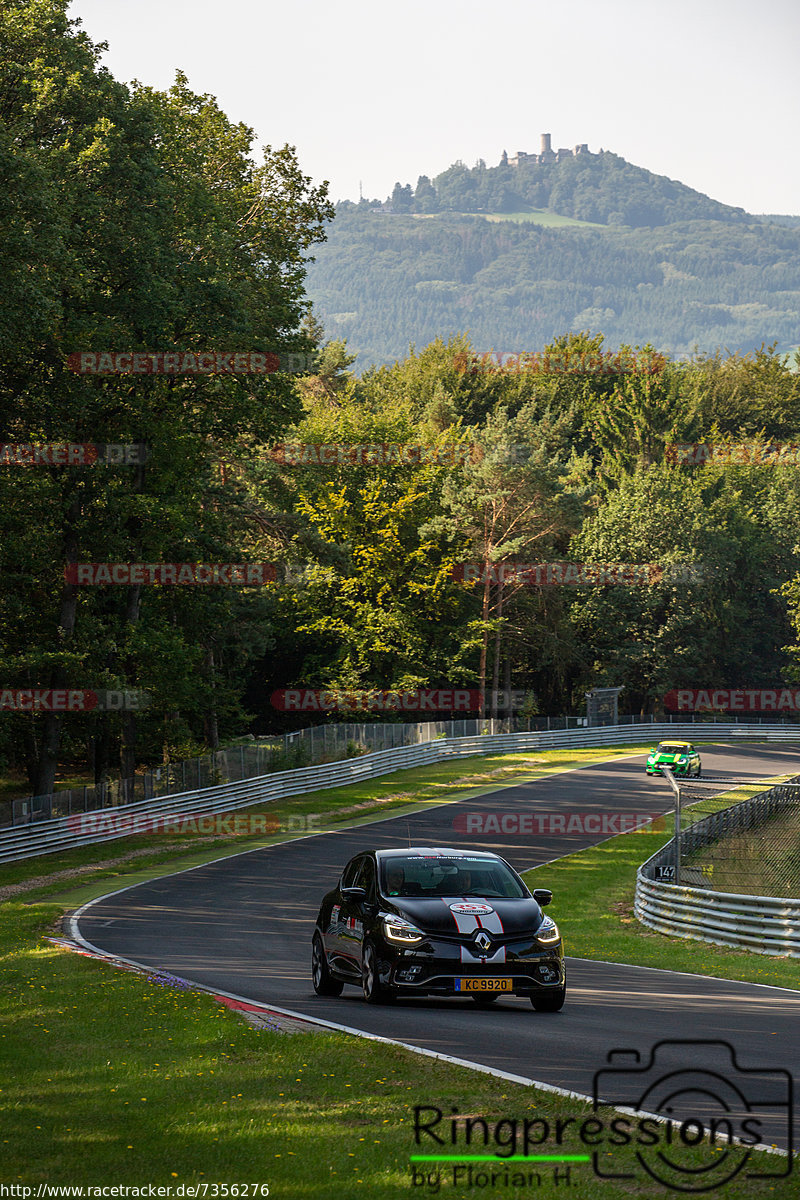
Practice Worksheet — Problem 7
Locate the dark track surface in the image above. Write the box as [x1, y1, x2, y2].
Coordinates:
[76, 743, 800, 1149]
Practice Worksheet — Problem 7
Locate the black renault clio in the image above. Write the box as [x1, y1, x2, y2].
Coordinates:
[311, 846, 565, 1010]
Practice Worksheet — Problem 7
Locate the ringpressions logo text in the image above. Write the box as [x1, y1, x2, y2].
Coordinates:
[410, 1037, 793, 1193]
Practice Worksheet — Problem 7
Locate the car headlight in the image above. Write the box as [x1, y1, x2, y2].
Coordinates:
[382, 915, 425, 944]
[536, 915, 561, 945]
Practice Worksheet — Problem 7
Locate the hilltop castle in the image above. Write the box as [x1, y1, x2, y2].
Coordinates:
[502, 134, 592, 168]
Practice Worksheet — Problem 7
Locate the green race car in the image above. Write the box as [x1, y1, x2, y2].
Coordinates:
[646, 741, 701, 777]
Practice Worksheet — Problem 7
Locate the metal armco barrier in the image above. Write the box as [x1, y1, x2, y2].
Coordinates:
[2, 722, 799, 865]
[635, 876, 800, 956]
[635, 774, 800, 957]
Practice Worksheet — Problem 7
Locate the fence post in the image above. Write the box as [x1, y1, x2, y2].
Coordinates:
[660, 766, 682, 887]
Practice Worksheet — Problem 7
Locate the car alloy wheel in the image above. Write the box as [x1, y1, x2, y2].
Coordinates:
[312, 932, 343, 997]
[362, 939, 392, 1004]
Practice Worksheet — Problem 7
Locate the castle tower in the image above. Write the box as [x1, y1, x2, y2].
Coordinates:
[540, 133, 552, 155]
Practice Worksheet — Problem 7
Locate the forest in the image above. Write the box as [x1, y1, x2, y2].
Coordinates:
[305, 206, 800, 366]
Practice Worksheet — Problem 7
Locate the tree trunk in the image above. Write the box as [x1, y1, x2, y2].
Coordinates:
[22, 720, 39, 793]
[119, 454, 146, 785]
[32, 496, 80, 796]
[119, 584, 142, 783]
[94, 721, 112, 790]
[490, 581, 504, 719]
[203, 646, 220, 749]
[504, 655, 512, 726]
[479, 566, 491, 719]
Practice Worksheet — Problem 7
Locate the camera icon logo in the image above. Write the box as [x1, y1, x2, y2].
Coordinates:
[592, 1039, 792, 1192]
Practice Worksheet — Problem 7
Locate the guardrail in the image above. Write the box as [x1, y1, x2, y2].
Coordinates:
[2, 722, 799, 865]
[7, 711, 799, 830]
[635, 877, 800, 956]
[635, 775, 800, 957]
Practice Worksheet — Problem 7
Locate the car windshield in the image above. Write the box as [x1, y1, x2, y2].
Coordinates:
[656, 743, 688, 754]
[379, 854, 527, 899]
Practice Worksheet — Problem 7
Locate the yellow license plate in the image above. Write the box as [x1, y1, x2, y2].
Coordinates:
[456, 978, 512, 992]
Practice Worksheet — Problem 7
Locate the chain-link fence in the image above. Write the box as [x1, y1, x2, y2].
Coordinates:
[1, 738, 287, 829]
[649, 776, 800, 898]
[1, 717, 516, 828]
[4, 711, 798, 831]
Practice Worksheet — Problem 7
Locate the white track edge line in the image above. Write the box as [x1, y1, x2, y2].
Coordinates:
[60, 927, 792, 1159]
[566, 956, 800, 995]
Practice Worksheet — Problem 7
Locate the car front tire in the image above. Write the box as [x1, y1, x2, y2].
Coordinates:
[312, 932, 343, 997]
[531, 985, 566, 1012]
[362, 939, 392, 1004]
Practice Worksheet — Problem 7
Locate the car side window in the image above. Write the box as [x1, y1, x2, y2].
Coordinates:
[341, 857, 362, 889]
[355, 857, 377, 902]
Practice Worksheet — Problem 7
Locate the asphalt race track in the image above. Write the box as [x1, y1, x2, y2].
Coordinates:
[75, 743, 800, 1151]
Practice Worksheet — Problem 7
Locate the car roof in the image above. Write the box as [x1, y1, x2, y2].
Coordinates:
[376, 847, 502, 861]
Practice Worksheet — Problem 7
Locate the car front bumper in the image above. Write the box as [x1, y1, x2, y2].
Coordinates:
[379, 937, 565, 996]
[647, 760, 692, 774]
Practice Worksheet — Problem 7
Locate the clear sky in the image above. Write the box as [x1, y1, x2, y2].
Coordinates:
[69, 0, 799, 215]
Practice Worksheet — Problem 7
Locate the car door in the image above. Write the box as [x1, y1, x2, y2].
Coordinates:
[326, 855, 361, 978]
[338, 855, 377, 977]
[353, 856, 378, 971]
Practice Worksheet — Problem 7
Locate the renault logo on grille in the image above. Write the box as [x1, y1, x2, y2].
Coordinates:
[474, 931, 492, 952]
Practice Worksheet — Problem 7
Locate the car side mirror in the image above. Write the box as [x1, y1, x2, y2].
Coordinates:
[341, 885, 366, 899]
[533, 888, 552, 906]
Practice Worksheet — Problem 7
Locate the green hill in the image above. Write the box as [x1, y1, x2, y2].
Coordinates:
[415, 149, 750, 227]
[305, 149, 800, 368]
